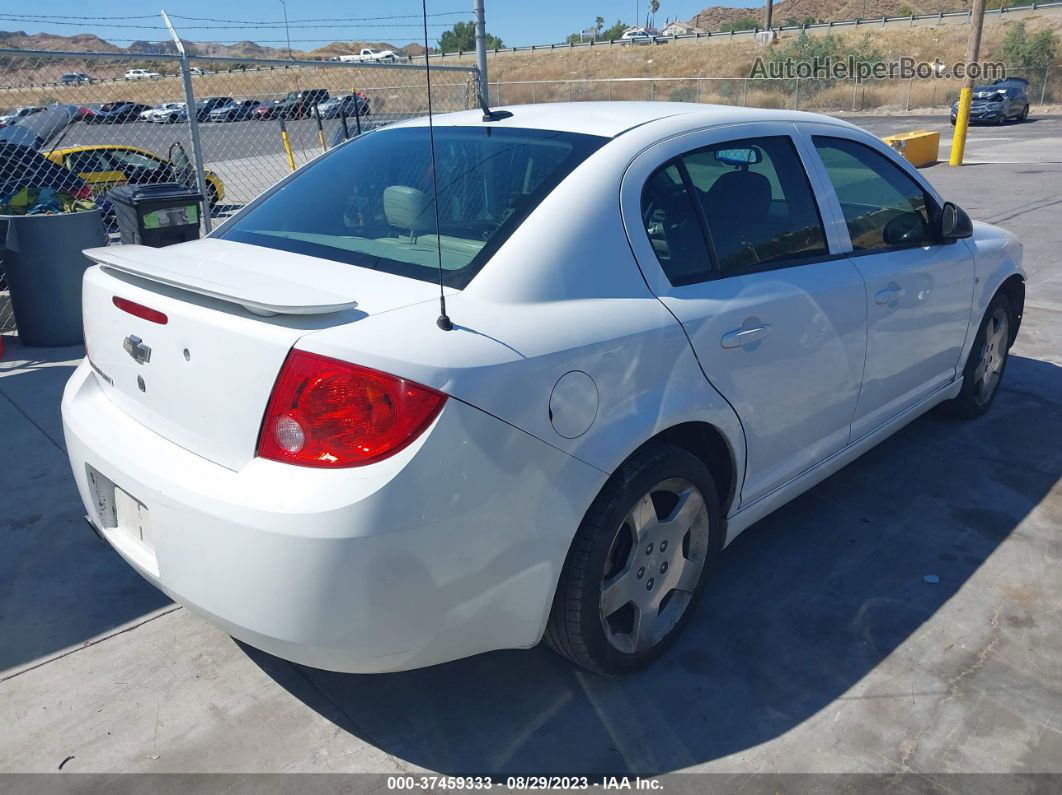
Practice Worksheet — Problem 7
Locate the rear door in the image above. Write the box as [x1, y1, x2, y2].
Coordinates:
[801, 127, 974, 438]
[623, 122, 867, 507]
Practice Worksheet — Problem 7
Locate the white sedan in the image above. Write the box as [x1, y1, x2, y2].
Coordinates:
[63, 103, 1024, 675]
[140, 102, 186, 123]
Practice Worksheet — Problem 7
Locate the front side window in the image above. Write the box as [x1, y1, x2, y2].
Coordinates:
[813, 136, 935, 252]
[221, 126, 605, 288]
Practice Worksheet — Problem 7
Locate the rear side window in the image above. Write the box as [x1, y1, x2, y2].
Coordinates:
[221, 126, 605, 288]
[640, 135, 828, 283]
[813, 136, 934, 252]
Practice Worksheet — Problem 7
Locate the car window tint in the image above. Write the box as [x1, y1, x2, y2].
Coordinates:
[813, 136, 933, 252]
[221, 126, 605, 288]
[680, 136, 828, 274]
[66, 150, 109, 173]
[107, 149, 164, 170]
[640, 163, 713, 284]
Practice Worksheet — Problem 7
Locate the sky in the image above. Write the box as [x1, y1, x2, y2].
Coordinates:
[0, 1, 764, 50]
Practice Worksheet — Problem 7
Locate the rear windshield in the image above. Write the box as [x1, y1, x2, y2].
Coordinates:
[220, 125, 606, 288]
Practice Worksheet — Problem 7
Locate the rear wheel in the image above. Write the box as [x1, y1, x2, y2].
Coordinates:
[940, 293, 1011, 419]
[1019, 105, 1030, 122]
[545, 443, 721, 674]
[206, 182, 219, 210]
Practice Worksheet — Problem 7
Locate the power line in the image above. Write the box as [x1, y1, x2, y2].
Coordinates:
[0, 11, 467, 25]
[0, 17, 464, 31]
[170, 12, 467, 24]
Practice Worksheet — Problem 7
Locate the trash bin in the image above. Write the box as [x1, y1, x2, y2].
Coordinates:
[109, 183, 203, 247]
[2, 208, 107, 347]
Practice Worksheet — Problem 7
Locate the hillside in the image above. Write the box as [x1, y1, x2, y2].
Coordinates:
[691, 0, 972, 29]
[0, 30, 425, 61]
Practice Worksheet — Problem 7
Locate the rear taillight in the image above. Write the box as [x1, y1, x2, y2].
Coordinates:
[257, 350, 446, 468]
[74, 185, 93, 200]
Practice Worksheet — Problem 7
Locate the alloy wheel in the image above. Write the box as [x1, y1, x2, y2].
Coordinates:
[599, 478, 710, 655]
[975, 307, 1009, 405]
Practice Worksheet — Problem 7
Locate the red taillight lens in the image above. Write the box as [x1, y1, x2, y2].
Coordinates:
[74, 185, 93, 200]
[113, 296, 168, 324]
[257, 350, 446, 468]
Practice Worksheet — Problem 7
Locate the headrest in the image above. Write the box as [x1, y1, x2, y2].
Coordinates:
[703, 170, 772, 223]
[384, 185, 434, 234]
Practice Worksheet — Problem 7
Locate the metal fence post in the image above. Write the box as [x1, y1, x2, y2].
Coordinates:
[162, 11, 212, 233]
[906, 76, 914, 112]
[1041, 66, 1050, 106]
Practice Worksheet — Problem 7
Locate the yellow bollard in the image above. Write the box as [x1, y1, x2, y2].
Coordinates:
[278, 118, 296, 172]
[949, 85, 973, 166]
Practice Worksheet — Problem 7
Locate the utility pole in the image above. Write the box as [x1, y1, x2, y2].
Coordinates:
[279, 0, 292, 59]
[474, 0, 490, 106]
[949, 0, 986, 165]
[160, 10, 212, 233]
[765, 0, 773, 30]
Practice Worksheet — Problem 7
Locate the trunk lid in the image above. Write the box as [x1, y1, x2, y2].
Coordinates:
[82, 239, 440, 470]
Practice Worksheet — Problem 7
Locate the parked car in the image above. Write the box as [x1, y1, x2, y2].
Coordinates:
[46, 144, 225, 207]
[316, 93, 370, 119]
[270, 88, 329, 119]
[86, 102, 153, 124]
[338, 48, 401, 63]
[61, 72, 92, 85]
[950, 77, 1030, 125]
[189, 67, 207, 76]
[0, 105, 107, 213]
[0, 106, 44, 127]
[620, 28, 655, 44]
[193, 96, 235, 122]
[208, 99, 264, 122]
[124, 68, 162, 80]
[142, 103, 187, 124]
[139, 102, 185, 122]
[64, 103, 1024, 676]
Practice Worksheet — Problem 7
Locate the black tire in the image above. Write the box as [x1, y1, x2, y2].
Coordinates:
[206, 183, 219, 210]
[1020, 105, 1030, 122]
[939, 292, 1012, 420]
[544, 443, 722, 675]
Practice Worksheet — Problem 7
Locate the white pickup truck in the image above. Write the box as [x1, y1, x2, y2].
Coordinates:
[338, 48, 402, 63]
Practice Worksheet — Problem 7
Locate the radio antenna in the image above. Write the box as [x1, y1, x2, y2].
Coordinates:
[422, 0, 453, 331]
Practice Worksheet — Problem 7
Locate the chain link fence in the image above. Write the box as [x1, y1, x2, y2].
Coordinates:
[0, 48, 478, 336]
[490, 67, 1062, 112]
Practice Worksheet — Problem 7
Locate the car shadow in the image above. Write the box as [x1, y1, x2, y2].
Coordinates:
[245, 354, 1061, 776]
[0, 340, 172, 673]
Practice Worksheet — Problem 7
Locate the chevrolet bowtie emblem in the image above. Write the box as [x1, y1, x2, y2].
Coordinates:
[123, 335, 152, 365]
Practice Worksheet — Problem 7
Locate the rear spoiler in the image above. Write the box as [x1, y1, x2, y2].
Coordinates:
[83, 243, 358, 316]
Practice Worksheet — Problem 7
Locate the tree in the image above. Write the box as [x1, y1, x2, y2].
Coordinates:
[649, 0, 661, 29]
[438, 21, 503, 54]
[595, 16, 605, 36]
[719, 16, 758, 32]
[999, 20, 1057, 71]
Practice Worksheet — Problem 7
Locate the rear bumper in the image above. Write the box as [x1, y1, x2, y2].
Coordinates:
[62, 360, 604, 672]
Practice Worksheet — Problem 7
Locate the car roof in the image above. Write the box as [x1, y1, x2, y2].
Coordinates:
[390, 101, 860, 139]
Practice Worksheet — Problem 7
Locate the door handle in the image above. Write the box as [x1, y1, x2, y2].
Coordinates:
[875, 285, 907, 305]
[721, 324, 771, 349]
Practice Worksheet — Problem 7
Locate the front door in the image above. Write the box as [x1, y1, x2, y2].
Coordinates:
[805, 132, 974, 439]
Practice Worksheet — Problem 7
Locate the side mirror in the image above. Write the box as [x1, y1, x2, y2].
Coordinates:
[882, 211, 929, 247]
[940, 201, 973, 240]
